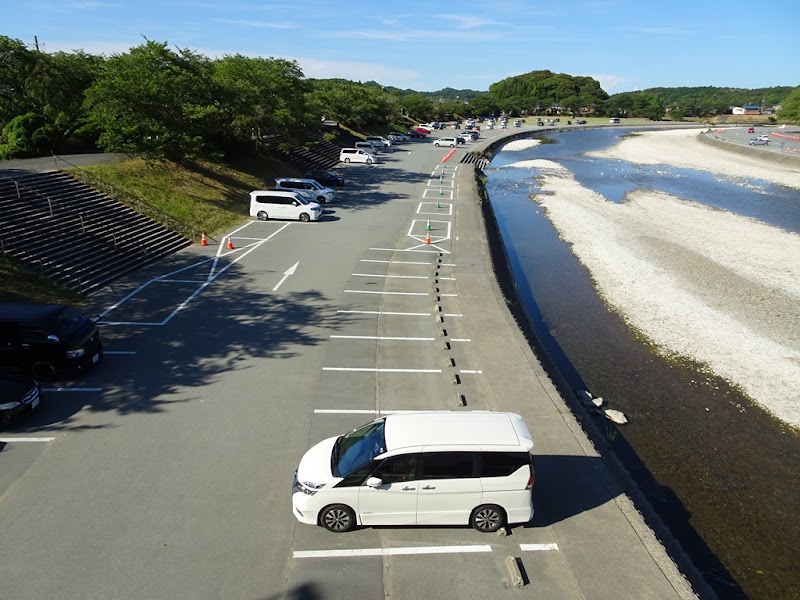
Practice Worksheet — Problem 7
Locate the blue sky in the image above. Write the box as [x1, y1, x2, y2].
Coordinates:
[4, 0, 798, 94]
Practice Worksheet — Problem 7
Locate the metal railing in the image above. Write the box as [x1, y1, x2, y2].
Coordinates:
[53, 154, 201, 242]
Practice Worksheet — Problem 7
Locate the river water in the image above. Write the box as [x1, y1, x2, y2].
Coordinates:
[483, 128, 800, 600]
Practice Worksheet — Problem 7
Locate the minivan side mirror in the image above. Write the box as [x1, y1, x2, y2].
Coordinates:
[365, 477, 383, 488]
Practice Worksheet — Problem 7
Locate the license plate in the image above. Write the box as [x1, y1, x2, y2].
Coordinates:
[92, 353, 100, 364]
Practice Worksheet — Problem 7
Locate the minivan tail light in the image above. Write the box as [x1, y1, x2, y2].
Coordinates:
[526, 466, 535, 490]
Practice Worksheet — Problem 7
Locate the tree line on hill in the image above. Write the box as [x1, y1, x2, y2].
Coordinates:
[1, 35, 798, 163]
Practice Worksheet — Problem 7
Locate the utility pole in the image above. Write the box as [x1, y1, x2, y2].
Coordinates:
[34, 35, 40, 51]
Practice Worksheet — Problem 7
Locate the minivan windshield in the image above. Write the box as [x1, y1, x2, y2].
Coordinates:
[331, 419, 386, 477]
[45, 307, 88, 338]
[296, 195, 310, 205]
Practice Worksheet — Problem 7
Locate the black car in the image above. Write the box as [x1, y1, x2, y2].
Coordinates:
[305, 169, 345, 187]
[0, 303, 103, 380]
[407, 130, 426, 138]
[0, 374, 40, 425]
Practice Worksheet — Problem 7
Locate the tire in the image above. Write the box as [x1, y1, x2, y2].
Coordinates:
[344, 158, 351, 163]
[435, 143, 440, 147]
[32, 361, 56, 381]
[317, 196, 326, 204]
[470, 504, 505, 533]
[320, 504, 356, 532]
[299, 213, 310, 222]
[257, 211, 269, 221]
[450, 143, 455, 147]
[367, 158, 373, 164]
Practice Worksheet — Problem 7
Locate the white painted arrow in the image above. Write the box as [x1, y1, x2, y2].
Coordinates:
[273, 261, 299, 291]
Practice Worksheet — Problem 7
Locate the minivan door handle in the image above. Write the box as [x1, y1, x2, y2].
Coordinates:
[422, 485, 436, 490]
[402, 486, 415, 491]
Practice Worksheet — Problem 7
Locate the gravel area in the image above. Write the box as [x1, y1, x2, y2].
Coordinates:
[512, 133, 800, 428]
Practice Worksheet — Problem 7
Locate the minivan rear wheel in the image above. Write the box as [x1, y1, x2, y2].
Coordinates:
[320, 504, 356, 532]
[470, 504, 505, 532]
[257, 211, 269, 221]
[32, 361, 56, 381]
[344, 158, 351, 163]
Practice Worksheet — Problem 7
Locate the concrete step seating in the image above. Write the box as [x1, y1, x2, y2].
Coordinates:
[0, 171, 192, 295]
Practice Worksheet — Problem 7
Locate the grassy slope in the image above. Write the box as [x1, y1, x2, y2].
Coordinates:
[1, 153, 302, 304]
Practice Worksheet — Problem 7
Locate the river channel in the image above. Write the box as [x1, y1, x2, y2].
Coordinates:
[483, 128, 800, 600]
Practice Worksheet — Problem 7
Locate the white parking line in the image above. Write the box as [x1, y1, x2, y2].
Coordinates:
[322, 368, 442, 373]
[344, 290, 429, 296]
[337, 310, 431, 316]
[361, 259, 432, 265]
[450, 338, 471, 342]
[459, 370, 483, 374]
[352, 274, 429, 279]
[0, 437, 55, 443]
[293, 545, 492, 559]
[331, 335, 435, 341]
[520, 543, 560, 552]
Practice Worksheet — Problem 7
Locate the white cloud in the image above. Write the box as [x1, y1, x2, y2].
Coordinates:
[591, 73, 629, 93]
[297, 56, 420, 86]
[213, 18, 293, 29]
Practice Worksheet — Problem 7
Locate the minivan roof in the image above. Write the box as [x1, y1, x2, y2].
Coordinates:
[0, 303, 68, 323]
[383, 411, 533, 452]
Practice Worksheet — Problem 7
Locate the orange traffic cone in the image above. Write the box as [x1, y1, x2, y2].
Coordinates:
[425, 231, 431, 245]
[226, 236, 234, 250]
[201, 231, 208, 246]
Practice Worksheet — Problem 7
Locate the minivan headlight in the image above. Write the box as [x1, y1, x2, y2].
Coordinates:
[293, 480, 325, 495]
[0, 401, 22, 410]
[67, 348, 86, 359]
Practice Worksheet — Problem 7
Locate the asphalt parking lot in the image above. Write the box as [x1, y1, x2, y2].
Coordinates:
[0, 127, 697, 599]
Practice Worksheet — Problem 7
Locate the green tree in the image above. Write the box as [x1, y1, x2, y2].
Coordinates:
[0, 112, 49, 158]
[28, 51, 104, 152]
[0, 36, 39, 127]
[307, 79, 394, 128]
[86, 40, 221, 161]
[777, 86, 800, 125]
[399, 94, 434, 120]
[213, 54, 311, 151]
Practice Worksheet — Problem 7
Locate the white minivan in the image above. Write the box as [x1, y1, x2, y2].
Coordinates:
[340, 148, 378, 164]
[249, 190, 321, 222]
[292, 411, 535, 533]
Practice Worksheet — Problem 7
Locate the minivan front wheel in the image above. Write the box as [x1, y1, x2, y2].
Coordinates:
[299, 213, 310, 222]
[470, 504, 505, 533]
[32, 361, 56, 381]
[320, 504, 356, 532]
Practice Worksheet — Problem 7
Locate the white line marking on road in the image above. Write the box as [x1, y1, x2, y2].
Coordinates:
[331, 335, 435, 341]
[293, 545, 493, 559]
[459, 370, 483, 374]
[158, 279, 208, 283]
[273, 261, 299, 291]
[444, 313, 463, 317]
[323, 368, 442, 373]
[438, 277, 456, 280]
[519, 543, 560, 552]
[352, 274, 428, 279]
[370, 247, 441, 254]
[361, 259, 432, 265]
[450, 338, 471, 342]
[344, 290, 429, 296]
[0, 437, 55, 443]
[441, 263, 456, 267]
[337, 310, 431, 316]
[42, 387, 102, 393]
[104, 351, 137, 355]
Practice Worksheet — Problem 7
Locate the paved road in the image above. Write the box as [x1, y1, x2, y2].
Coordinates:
[0, 128, 697, 599]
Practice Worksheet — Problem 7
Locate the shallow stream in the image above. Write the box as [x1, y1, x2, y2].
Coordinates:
[484, 129, 800, 600]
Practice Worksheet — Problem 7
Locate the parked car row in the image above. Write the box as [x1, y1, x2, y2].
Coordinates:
[1, 303, 105, 426]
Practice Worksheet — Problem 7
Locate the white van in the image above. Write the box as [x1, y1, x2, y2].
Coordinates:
[355, 140, 381, 153]
[249, 190, 321, 222]
[274, 178, 335, 204]
[292, 411, 535, 533]
[365, 135, 392, 148]
[340, 148, 378, 164]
